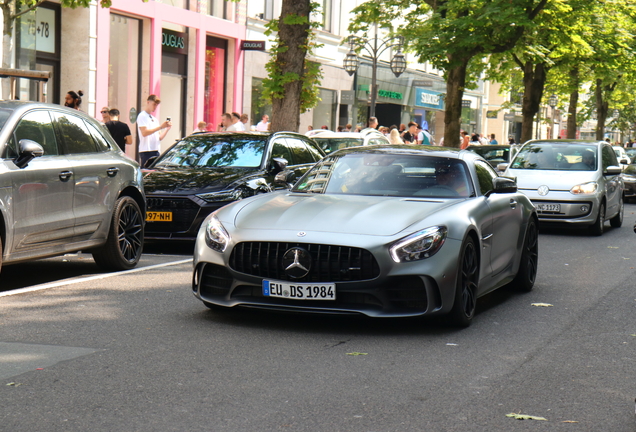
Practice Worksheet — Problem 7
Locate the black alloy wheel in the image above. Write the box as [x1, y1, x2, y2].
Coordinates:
[448, 236, 479, 327]
[512, 218, 538, 292]
[92, 196, 144, 271]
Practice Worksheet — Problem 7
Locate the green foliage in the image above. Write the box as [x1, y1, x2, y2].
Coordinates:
[261, 1, 323, 114]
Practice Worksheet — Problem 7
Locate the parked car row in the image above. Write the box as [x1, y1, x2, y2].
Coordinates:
[0, 104, 627, 327]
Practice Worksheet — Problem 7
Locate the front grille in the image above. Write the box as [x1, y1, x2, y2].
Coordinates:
[386, 276, 428, 310]
[199, 263, 233, 298]
[146, 197, 201, 233]
[229, 242, 380, 283]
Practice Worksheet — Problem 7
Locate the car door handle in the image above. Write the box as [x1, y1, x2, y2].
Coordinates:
[59, 170, 73, 182]
[107, 167, 120, 177]
[510, 199, 517, 209]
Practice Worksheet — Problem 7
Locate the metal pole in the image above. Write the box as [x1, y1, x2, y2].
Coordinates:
[370, 28, 378, 119]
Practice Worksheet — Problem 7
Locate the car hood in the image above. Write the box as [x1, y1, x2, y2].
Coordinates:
[143, 167, 255, 194]
[507, 169, 598, 190]
[233, 193, 460, 236]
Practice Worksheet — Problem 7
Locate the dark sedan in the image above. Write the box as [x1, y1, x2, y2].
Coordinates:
[143, 131, 325, 240]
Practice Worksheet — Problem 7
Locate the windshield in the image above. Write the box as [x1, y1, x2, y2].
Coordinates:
[0, 109, 12, 132]
[312, 137, 364, 153]
[153, 135, 266, 168]
[468, 146, 510, 166]
[293, 153, 473, 198]
[510, 143, 597, 171]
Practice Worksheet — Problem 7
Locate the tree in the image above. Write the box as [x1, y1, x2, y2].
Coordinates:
[261, 0, 322, 133]
[0, 0, 120, 98]
[350, 0, 548, 147]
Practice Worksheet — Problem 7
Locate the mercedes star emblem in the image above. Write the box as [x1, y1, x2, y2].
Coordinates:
[297, 232, 306, 237]
[282, 247, 312, 279]
[537, 185, 550, 196]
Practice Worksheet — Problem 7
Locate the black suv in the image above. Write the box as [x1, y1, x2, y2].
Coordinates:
[143, 131, 325, 240]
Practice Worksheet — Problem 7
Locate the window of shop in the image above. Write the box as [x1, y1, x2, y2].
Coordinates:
[160, 28, 188, 150]
[109, 14, 141, 157]
[156, 0, 189, 9]
[201, 0, 230, 19]
[321, 0, 332, 32]
[313, 88, 337, 131]
[16, 3, 61, 103]
[251, 78, 271, 129]
[204, 36, 227, 132]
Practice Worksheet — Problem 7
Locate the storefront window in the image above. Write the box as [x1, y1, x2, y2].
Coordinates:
[109, 14, 141, 156]
[204, 36, 227, 131]
[313, 88, 337, 130]
[199, 0, 229, 19]
[155, 0, 189, 9]
[251, 78, 271, 130]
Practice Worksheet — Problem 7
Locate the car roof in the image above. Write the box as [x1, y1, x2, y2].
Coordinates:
[311, 132, 383, 139]
[523, 139, 604, 146]
[187, 131, 308, 139]
[328, 144, 467, 159]
[466, 144, 511, 150]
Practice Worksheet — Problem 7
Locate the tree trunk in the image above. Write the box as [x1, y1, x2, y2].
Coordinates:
[443, 58, 469, 148]
[1, 1, 14, 100]
[520, 62, 547, 143]
[566, 68, 579, 139]
[594, 79, 609, 141]
[269, 0, 311, 133]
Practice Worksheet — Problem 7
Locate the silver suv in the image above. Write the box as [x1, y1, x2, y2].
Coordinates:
[0, 101, 145, 272]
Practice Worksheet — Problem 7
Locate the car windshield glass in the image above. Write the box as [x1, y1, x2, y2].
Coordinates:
[0, 109, 12, 132]
[468, 146, 510, 164]
[293, 153, 473, 198]
[153, 135, 266, 168]
[510, 143, 597, 171]
[312, 137, 364, 153]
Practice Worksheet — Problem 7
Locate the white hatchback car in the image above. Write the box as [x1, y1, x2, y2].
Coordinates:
[503, 139, 623, 236]
[309, 130, 390, 154]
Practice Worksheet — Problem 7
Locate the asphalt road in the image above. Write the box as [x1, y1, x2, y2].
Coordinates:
[1, 207, 636, 431]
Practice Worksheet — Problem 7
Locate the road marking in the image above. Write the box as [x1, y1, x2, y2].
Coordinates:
[0, 259, 192, 298]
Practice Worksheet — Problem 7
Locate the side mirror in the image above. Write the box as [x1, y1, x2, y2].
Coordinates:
[274, 170, 296, 187]
[14, 139, 44, 169]
[144, 155, 158, 168]
[497, 163, 509, 172]
[605, 165, 622, 175]
[271, 157, 288, 173]
[620, 158, 629, 164]
[489, 176, 517, 195]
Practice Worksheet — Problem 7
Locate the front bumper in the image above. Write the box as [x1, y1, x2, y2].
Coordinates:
[191, 228, 463, 318]
[519, 189, 599, 225]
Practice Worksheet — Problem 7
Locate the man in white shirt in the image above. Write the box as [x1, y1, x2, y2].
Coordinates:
[256, 114, 269, 131]
[225, 112, 242, 132]
[137, 94, 171, 167]
[229, 112, 245, 131]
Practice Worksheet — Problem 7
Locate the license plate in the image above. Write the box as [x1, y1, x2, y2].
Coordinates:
[146, 211, 172, 222]
[263, 280, 336, 300]
[535, 203, 561, 212]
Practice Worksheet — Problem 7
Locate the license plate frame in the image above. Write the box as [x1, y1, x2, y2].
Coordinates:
[263, 280, 336, 301]
[535, 203, 561, 213]
[146, 211, 173, 222]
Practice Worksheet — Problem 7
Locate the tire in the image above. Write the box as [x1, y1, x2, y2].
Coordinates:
[0, 232, 3, 275]
[92, 196, 144, 271]
[589, 201, 606, 236]
[511, 218, 538, 292]
[610, 196, 624, 228]
[448, 236, 479, 328]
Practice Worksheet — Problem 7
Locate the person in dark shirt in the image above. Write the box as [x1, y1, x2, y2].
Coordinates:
[105, 108, 132, 152]
[402, 121, 418, 144]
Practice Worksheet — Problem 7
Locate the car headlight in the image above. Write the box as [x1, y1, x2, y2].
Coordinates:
[390, 226, 447, 263]
[205, 215, 230, 252]
[570, 181, 598, 195]
[196, 189, 243, 203]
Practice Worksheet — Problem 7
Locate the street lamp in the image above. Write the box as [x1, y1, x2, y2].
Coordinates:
[343, 30, 406, 118]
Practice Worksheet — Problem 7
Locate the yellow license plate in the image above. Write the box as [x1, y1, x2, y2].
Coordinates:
[146, 211, 172, 222]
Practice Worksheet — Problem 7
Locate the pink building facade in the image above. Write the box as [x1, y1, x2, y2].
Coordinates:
[95, 0, 246, 156]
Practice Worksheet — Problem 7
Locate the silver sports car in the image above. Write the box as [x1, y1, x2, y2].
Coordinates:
[192, 146, 538, 327]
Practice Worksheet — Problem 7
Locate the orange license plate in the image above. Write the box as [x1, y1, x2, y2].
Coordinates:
[146, 211, 172, 222]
